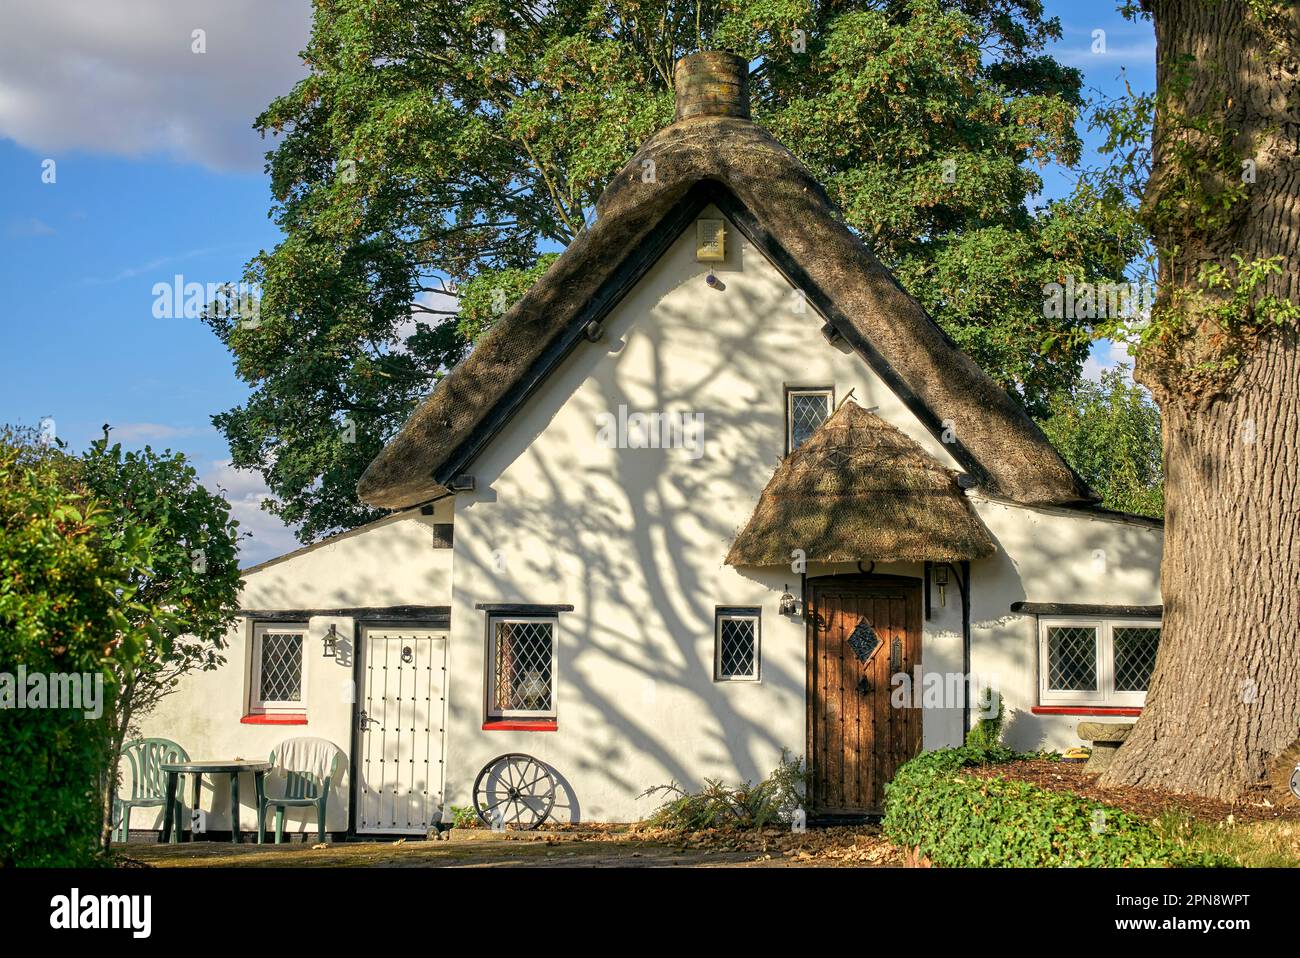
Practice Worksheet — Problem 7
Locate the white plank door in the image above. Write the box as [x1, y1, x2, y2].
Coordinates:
[355, 628, 447, 834]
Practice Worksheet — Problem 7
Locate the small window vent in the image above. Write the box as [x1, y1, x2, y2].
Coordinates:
[696, 219, 726, 262]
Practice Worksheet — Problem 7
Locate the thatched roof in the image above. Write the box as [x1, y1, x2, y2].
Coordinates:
[357, 54, 1094, 511]
[725, 400, 996, 566]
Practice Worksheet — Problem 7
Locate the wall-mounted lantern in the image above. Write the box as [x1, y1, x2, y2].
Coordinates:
[779, 585, 800, 617]
[323, 624, 338, 658]
[933, 565, 949, 607]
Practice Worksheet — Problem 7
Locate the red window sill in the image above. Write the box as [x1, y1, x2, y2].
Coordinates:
[482, 719, 557, 731]
[1031, 706, 1142, 717]
[241, 713, 309, 725]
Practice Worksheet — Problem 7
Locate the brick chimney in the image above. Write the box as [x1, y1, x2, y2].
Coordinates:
[673, 51, 750, 121]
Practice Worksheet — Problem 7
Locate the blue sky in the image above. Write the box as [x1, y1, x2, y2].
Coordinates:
[0, 1, 1155, 565]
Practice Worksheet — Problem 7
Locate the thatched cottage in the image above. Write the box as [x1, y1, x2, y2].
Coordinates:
[134, 52, 1162, 836]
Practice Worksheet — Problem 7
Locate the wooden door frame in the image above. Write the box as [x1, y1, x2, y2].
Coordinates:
[804, 573, 922, 813]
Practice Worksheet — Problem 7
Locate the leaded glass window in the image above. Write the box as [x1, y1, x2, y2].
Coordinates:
[1046, 625, 1098, 692]
[1038, 618, 1161, 707]
[490, 618, 556, 716]
[253, 626, 305, 707]
[787, 389, 832, 452]
[1113, 626, 1160, 692]
[715, 609, 761, 681]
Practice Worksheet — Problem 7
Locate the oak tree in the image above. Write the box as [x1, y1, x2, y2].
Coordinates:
[207, 0, 1141, 540]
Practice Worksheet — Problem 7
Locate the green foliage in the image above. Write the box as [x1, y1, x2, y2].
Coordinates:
[882, 747, 1231, 867]
[1146, 255, 1300, 381]
[1040, 367, 1163, 516]
[0, 428, 243, 861]
[209, 0, 1141, 539]
[448, 805, 479, 829]
[640, 751, 808, 830]
[79, 434, 243, 688]
[964, 688, 1004, 749]
[79, 432, 244, 850]
[456, 254, 560, 343]
[1079, 14, 1299, 399]
[0, 431, 139, 866]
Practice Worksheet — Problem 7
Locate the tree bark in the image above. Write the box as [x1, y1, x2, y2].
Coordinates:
[1102, 1, 1300, 801]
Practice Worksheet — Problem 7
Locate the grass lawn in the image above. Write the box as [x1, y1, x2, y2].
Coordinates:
[1157, 816, 1300, 868]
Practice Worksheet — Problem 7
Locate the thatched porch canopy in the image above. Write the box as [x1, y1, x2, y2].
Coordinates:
[726, 400, 995, 567]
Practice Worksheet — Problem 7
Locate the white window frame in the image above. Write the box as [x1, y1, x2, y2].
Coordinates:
[786, 387, 834, 454]
[715, 608, 761, 682]
[250, 623, 308, 713]
[1038, 617, 1160, 708]
[486, 615, 558, 719]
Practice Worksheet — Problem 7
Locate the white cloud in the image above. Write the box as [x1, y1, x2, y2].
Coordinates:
[0, 0, 312, 172]
[1052, 43, 1157, 68]
[391, 288, 459, 349]
[109, 421, 202, 443]
[7, 217, 56, 236]
[202, 458, 300, 567]
[1082, 338, 1135, 383]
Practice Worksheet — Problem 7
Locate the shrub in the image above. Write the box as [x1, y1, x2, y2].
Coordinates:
[882, 747, 1231, 867]
[449, 805, 479, 829]
[640, 751, 808, 831]
[0, 433, 139, 866]
[79, 435, 242, 851]
[965, 688, 1004, 749]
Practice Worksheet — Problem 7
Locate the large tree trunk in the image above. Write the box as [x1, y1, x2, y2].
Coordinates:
[1101, 1, 1300, 801]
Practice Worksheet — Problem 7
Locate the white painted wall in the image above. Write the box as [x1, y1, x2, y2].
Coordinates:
[134, 209, 1164, 831]
[444, 208, 978, 822]
[238, 507, 452, 610]
[130, 508, 452, 835]
[968, 498, 1163, 751]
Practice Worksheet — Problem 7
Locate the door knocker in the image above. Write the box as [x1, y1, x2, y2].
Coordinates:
[402, 646, 413, 663]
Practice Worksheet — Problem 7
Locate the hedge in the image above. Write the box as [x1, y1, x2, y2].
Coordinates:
[0, 435, 122, 866]
[882, 746, 1230, 867]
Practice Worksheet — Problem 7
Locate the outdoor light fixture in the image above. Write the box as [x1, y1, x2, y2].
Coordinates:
[323, 624, 338, 658]
[779, 585, 799, 616]
[933, 565, 949, 607]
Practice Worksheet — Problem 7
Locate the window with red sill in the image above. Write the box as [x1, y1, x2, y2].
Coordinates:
[485, 616, 556, 730]
[1038, 617, 1160, 712]
[244, 623, 308, 723]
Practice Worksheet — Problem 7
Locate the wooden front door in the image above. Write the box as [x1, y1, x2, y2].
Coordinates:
[808, 577, 923, 814]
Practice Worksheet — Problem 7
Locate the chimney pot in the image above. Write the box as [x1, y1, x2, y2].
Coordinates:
[674, 51, 750, 121]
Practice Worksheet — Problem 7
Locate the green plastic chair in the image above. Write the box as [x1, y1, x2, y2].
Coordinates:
[258, 738, 344, 844]
[114, 738, 189, 843]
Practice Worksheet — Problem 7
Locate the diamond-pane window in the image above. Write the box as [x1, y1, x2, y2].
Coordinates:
[257, 630, 303, 703]
[788, 390, 832, 451]
[1038, 617, 1160, 707]
[1113, 626, 1160, 692]
[716, 610, 760, 681]
[1046, 625, 1097, 691]
[491, 619, 555, 715]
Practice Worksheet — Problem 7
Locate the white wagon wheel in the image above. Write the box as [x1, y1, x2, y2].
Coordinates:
[473, 753, 557, 830]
